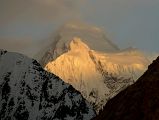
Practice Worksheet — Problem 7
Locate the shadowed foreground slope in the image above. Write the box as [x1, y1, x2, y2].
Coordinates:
[94, 56, 159, 120]
[0, 50, 96, 120]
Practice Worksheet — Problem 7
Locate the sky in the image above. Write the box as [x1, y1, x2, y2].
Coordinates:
[0, 0, 159, 58]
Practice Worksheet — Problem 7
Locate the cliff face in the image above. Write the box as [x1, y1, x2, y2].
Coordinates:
[0, 50, 96, 120]
[44, 38, 149, 112]
[94, 56, 159, 120]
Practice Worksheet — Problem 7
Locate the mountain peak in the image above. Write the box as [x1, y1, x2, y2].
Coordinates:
[69, 37, 90, 51]
[40, 22, 120, 66]
[44, 39, 149, 112]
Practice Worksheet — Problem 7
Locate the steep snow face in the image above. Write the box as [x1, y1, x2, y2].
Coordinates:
[44, 38, 149, 112]
[0, 50, 96, 120]
[40, 22, 119, 66]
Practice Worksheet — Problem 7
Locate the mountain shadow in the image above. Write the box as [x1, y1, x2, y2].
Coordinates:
[93, 56, 159, 120]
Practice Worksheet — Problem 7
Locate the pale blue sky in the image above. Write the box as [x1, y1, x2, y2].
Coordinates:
[0, 0, 159, 56]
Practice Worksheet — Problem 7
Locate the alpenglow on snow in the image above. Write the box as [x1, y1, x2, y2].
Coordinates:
[40, 22, 149, 112]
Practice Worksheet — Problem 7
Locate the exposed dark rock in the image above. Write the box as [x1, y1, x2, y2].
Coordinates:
[94, 57, 159, 120]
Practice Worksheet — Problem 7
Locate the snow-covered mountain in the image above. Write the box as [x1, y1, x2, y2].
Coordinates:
[40, 22, 150, 112]
[0, 50, 96, 120]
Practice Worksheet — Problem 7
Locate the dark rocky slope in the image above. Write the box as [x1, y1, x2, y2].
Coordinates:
[0, 50, 96, 120]
[94, 56, 159, 120]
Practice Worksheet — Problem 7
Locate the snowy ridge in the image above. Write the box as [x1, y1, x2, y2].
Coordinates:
[44, 38, 149, 112]
[0, 50, 96, 120]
